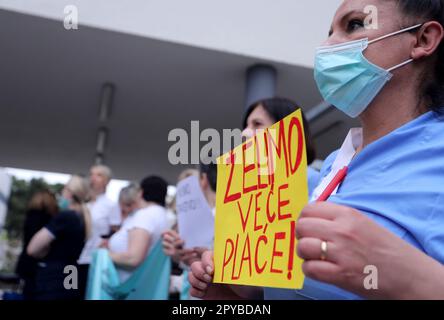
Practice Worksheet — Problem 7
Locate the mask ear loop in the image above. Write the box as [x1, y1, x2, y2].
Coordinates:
[368, 23, 424, 72]
[387, 59, 414, 72]
[368, 23, 423, 45]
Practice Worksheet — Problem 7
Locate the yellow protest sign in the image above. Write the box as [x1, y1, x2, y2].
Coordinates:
[214, 109, 308, 289]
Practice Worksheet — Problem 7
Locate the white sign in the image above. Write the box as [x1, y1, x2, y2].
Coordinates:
[0, 169, 12, 229]
[176, 175, 214, 249]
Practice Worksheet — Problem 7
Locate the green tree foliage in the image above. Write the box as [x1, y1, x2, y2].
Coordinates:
[4, 177, 63, 239]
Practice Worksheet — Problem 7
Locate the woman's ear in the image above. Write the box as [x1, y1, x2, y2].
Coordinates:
[411, 21, 444, 60]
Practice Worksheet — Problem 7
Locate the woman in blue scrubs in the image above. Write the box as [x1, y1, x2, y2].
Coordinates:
[293, 0, 444, 299]
[189, 0, 444, 299]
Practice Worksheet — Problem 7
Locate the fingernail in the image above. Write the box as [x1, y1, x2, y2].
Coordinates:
[198, 282, 207, 290]
[203, 274, 212, 282]
[206, 266, 213, 274]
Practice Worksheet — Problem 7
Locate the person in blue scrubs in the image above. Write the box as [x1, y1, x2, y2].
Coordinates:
[294, 0, 444, 299]
[189, 0, 444, 300]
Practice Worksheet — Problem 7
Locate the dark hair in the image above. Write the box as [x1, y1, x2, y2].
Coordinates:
[28, 190, 58, 217]
[395, 0, 444, 111]
[242, 97, 317, 164]
[199, 162, 217, 192]
[140, 176, 168, 207]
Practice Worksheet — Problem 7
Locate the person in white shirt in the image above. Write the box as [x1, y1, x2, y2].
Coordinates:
[116, 183, 142, 223]
[162, 163, 217, 299]
[162, 162, 216, 265]
[107, 177, 169, 282]
[77, 164, 121, 297]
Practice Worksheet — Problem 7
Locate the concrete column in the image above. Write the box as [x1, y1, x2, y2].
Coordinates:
[245, 64, 277, 109]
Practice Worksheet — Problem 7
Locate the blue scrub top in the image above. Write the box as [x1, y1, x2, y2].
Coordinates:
[265, 109, 444, 300]
[307, 167, 321, 196]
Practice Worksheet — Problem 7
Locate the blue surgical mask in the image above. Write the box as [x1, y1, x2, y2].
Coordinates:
[314, 24, 422, 118]
[58, 196, 70, 211]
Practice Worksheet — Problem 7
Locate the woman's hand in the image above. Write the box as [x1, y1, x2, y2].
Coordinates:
[181, 247, 207, 267]
[189, 250, 244, 300]
[162, 230, 185, 263]
[296, 202, 444, 299]
[189, 250, 214, 298]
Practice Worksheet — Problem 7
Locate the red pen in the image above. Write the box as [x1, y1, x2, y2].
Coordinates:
[316, 166, 348, 202]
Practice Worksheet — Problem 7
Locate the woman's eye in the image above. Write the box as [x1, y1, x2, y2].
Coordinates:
[253, 121, 264, 128]
[347, 19, 364, 32]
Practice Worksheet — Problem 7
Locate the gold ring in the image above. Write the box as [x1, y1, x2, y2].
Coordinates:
[320, 241, 328, 261]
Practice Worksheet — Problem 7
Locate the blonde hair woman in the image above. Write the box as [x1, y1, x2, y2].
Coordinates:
[27, 175, 92, 300]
